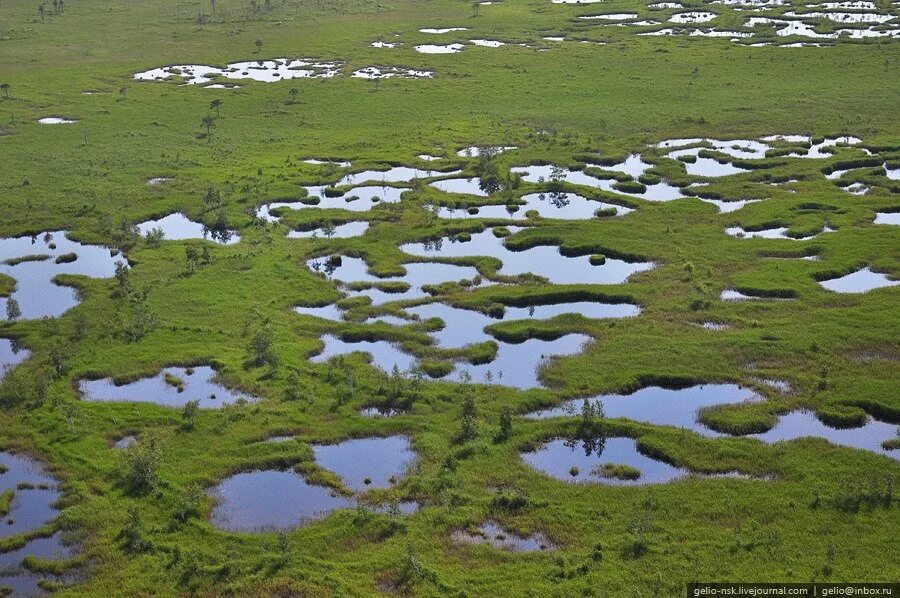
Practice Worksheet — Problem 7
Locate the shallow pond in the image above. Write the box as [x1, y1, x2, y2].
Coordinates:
[451, 521, 555, 551]
[456, 145, 517, 157]
[266, 187, 406, 221]
[209, 469, 351, 532]
[360, 406, 405, 418]
[784, 10, 895, 23]
[420, 27, 468, 33]
[818, 267, 899, 293]
[1, 338, 29, 381]
[699, 198, 759, 213]
[447, 333, 592, 389]
[669, 11, 717, 22]
[400, 229, 655, 285]
[335, 166, 461, 187]
[294, 303, 347, 321]
[113, 435, 137, 449]
[430, 177, 492, 197]
[0, 231, 123, 320]
[312, 436, 415, 491]
[406, 301, 637, 348]
[580, 13, 639, 20]
[79, 366, 253, 408]
[510, 164, 684, 202]
[288, 221, 370, 239]
[752, 411, 898, 459]
[0, 452, 76, 595]
[134, 58, 342, 85]
[431, 192, 632, 220]
[873, 212, 900, 225]
[721, 289, 792, 301]
[525, 383, 764, 436]
[37, 117, 76, 124]
[312, 336, 420, 373]
[415, 44, 465, 54]
[308, 255, 483, 303]
[137, 213, 240, 244]
[670, 150, 748, 177]
[0, 452, 60, 538]
[352, 67, 433, 79]
[312, 331, 590, 389]
[726, 225, 834, 240]
[521, 437, 688, 485]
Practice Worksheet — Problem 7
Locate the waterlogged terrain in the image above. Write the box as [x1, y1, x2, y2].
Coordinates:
[521, 437, 690, 485]
[526, 383, 765, 436]
[0, 231, 122, 320]
[400, 229, 655, 284]
[0, 338, 29, 381]
[0, 452, 79, 595]
[209, 436, 416, 531]
[79, 366, 253, 408]
[2, 0, 899, 593]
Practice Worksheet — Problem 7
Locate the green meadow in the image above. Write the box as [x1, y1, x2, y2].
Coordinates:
[0, 0, 898, 595]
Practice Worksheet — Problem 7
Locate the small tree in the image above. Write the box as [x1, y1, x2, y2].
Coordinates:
[204, 185, 221, 206]
[287, 87, 299, 104]
[254, 39, 263, 52]
[496, 405, 513, 442]
[201, 114, 216, 137]
[123, 434, 161, 492]
[249, 327, 277, 367]
[185, 245, 202, 273]
[5, 297, 21, 321]
[145, 227, 165, 247]
[209, 98, 222, 116]
[38, 2, 46, 20]
[181, 399, 199, 430]
[459, 395, 478, 442]
[119, 506, 151, 553]
[0, 83, 9, 100]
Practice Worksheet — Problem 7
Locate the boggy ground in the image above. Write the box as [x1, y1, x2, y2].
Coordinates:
[0, 0, 898, 595]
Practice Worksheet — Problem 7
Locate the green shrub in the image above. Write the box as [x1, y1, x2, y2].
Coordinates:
[613, 180, 646, 194]
[815, 404, 867, 429]
[589, 254, 606, 266]
[164, 372, 185, 392]
[593, 463, 640, 481]
[420, 360, 453, 378]
[54, 252, 77, 264]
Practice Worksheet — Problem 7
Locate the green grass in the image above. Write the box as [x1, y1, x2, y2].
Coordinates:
[0, 0, 898, 594]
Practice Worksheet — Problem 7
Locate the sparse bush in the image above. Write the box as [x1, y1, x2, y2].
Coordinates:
[122, 434, 161, 492]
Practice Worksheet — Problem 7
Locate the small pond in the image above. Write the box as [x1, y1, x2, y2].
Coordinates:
[0, 231, 123, 320]
[521, 437, 688, 485]
[451, 521, 556, 551]
[312, 436, 415, 492]
[818, 267, 899, 294]
[525, 383, 765, 436]
[137, 213, 240, 245]
[79, 366, 253, 408]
